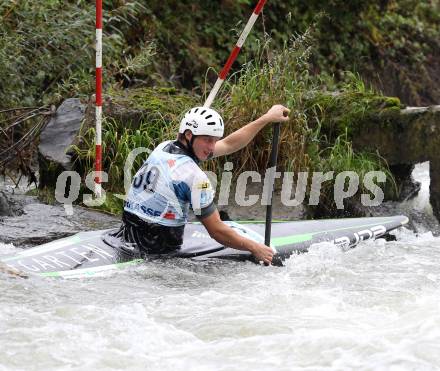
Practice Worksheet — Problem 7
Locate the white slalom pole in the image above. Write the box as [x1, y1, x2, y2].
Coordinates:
[95, 0, 103, 197]
[204, 0, 267, 108]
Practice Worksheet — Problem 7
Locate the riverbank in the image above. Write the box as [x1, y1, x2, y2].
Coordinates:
[1, 162, 438, 251]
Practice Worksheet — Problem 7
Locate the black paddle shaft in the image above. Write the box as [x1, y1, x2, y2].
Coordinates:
[264, 122, 281, 246]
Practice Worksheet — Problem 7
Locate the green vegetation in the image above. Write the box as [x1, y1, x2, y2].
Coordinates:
[26, 187, 56, 205]
[71, 87, 197, 193]
[3, 0, 437, 215]
[314, 130, 397, 201]
[1, 1, 438, 108]
[70, 33, 397, 214]
[0, 0, 156, 107]
[303, 73, 403, 142]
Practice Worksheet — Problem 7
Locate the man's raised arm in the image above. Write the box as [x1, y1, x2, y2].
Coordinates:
[213, 104, 290, 157]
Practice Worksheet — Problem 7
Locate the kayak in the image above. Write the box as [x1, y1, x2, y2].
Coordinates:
[0, 215, 408, 278]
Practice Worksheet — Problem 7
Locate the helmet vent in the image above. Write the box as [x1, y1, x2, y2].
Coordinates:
[205, 114, 212, 119]
[207, 122, 216, 125]
[194, 108, 199, 113]
[201, 110, 206, 115]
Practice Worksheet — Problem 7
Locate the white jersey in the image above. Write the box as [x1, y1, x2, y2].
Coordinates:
[124, 141, 216, 227]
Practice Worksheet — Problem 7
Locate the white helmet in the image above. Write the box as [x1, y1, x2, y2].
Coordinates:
[179, 107, 224, 137]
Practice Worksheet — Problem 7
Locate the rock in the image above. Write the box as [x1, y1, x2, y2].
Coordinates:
[430, 162, 440, 223]
[79, 87, 196, 135]
[0, 191, 11, 216]
[389, 164, 421, 202]
[38, 98, 86, 188]
[0, 190, 23, 217]
[0, 191, 119, 247]
[352, 105, 440, 221]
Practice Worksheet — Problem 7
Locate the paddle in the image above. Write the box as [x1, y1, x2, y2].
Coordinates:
[264, 112, 288, 267]
[264, 122, 281, 246]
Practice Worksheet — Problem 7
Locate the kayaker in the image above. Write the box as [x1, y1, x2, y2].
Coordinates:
[121, 104, 290, 265]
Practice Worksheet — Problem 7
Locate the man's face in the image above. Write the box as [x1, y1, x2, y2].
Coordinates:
[191, 135, 220, 161]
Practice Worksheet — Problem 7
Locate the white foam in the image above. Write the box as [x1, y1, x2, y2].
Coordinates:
[408, 161, 433, 213]
[0, 242, 16, 256]
[1, 231, 440, 370]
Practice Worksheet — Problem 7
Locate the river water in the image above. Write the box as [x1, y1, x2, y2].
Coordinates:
[1, 163, 440, 371]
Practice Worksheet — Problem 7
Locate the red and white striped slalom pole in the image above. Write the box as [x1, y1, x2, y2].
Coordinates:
[203, 0, 267, 108]
[95, 0, 103, 197]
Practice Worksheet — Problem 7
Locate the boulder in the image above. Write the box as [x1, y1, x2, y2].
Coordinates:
[0, 190, 22, 217]
[352, 105, 440, 221]
[38, 98, 86, 188]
